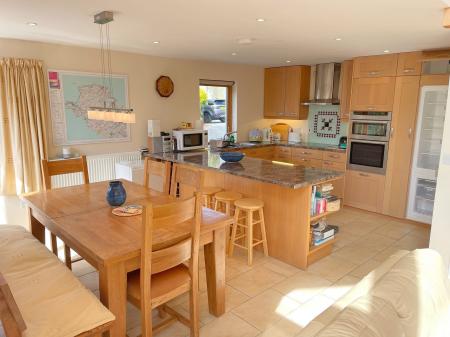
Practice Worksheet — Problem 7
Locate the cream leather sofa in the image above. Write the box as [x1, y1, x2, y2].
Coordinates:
[298, 249, 450, 337]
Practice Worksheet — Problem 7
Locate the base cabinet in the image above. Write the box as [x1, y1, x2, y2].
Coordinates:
[344, 170, 385, 213]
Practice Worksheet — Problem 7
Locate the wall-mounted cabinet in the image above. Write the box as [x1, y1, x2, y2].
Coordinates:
[353, 54, 399, 78]
[350, 77, 396, 112]
[264, 66, 311, 119]
[397, 52, 423, 76]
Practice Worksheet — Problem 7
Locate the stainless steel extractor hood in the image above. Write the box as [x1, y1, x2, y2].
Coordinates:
[302, 63, 341, 105]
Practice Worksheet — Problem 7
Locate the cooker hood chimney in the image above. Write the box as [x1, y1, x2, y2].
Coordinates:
[303, 63, 341, 105]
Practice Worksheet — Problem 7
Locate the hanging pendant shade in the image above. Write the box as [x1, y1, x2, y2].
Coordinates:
[88, 11, 135, 124]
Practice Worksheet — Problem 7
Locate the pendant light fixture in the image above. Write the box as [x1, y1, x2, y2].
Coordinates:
[87, 11, 135, 124]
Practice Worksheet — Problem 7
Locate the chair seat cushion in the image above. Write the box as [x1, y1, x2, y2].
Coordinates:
[0, 225, 115, 337]
[127, 264, 191, 307]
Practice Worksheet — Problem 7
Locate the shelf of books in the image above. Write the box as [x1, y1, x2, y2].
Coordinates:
[308, 181, 341, 263]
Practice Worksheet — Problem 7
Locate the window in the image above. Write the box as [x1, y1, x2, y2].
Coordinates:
[199, 80, 234, 142]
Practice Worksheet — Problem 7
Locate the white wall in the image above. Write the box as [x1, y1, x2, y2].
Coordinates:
[430, 78, 450, 273]
[0, 38, 273, 157]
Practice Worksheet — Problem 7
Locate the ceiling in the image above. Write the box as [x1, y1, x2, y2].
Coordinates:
[0, 0, 449, 66]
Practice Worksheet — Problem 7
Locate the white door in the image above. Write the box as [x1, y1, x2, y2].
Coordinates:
[407, 86, 448, 223]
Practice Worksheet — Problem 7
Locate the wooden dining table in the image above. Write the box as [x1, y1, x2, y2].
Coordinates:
[20, 180, 232, 337]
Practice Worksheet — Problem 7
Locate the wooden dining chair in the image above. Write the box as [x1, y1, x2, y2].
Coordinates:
[143, 158, 171, 194]
[126, 193, 202, 337]
[169, 163, 204, 198]
[41, 155, 89, 269]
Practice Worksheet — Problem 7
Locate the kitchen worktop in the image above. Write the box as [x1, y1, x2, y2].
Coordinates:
[220, 141, 346, 153]
[146, 150, 344, 189]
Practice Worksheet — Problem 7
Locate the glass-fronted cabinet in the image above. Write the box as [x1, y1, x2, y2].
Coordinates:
[407, 86, 448, 223]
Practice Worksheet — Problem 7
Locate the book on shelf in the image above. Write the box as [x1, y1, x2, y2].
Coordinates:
[313, 235, 334, 246]
[312, 224, 340, 240]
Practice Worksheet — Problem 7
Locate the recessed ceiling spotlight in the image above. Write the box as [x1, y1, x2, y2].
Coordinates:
[231, 52, 237, 56]
[383, 49, 390, 53]
[27, 22, 38, 27]
[256, 18, 265, 22]
[335, 37, 342, 41]
[152, 41, 160, 44]
[286, 60, 292, 63]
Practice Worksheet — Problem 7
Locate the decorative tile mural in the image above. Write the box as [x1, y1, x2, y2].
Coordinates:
[308, 105, 348, 145]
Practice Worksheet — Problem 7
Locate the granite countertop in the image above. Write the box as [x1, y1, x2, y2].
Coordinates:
[220, 141, 346, 153]
[146, 150, 344, 189]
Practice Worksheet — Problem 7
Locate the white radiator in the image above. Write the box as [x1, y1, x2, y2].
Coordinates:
[51, 151, 142, 188]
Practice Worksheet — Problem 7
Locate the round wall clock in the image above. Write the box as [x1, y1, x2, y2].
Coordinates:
[156, 76, 174, 97]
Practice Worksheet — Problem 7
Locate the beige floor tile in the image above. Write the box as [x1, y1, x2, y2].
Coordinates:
[395, 234, 429, 250]
[332, 232, 359, 250]
[408, 225, 431, 239]
[71, 259, 96, 277]
[129, 321, 190, 337]
[273, 271, 331, 303]
[307, 255, 357, 282]
[285, 295, 334, 330]
[375, 222, 411, 240]
[322, 275, 360, 300]
[78, 271, 99, 291]
[258, 316, 304, 337]
[227, 264, 286, 297]
[332, 244, 378, 265]
[372, 246, 405, 262]
[226, 264, 245, 281]
[126, 303, 142, 331]
[349, 259, 383, 279]
[338, 219, 378, 237]
[199, 312, 260, 337]
[358, 232, 396, 252]
[178, 286, 250, 325]
[262, 257, 302, 277]
[233, 289, 300, 331]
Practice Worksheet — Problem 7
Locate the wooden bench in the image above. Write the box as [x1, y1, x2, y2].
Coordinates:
[0, 225, 115, 337]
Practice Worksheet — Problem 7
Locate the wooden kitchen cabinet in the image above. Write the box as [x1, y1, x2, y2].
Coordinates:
[273, 146, 292, 162]
[264, 66, 310, 119]
[397, 52, 423, 76]
[339, 60, 353, 121]
[264, 67, 285, 118]
[353, 54, 399, 78]
[383, 76, 420, 218]
[350, 77, 396, 112]
[291, 148, 323, 160]
[344, 170, 385, 212]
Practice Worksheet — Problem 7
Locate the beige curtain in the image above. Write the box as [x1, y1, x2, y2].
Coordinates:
[0, 58, 48, 195]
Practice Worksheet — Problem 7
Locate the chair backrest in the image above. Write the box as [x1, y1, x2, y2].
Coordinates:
[143, 158, 171, 194]
[0, 273, 26, 336]
[139, 193, 202, 333]
[41, 155, 89, 190]
[169, 164, 204, 198]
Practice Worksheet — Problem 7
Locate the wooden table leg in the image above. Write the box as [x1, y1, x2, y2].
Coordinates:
[28, 207, 45, 244]
[204, 227, 226, 316]
[99, 262, 127, 337]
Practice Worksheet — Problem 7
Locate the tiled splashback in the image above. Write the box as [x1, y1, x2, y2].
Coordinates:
[307, 105, 348, 145]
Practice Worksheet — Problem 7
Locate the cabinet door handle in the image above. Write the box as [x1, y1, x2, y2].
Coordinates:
[403, 68, 415, 73]
[368, 71, 380, 75]
[408, 128, 413, 138]
[390, 127, 394, 138]
[367, 107, 375, 111]
[329, 154, 339, 159]
[359, 173, 370, 177]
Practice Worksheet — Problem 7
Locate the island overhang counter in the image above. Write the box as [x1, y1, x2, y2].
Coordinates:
[146, 150, 345, 269]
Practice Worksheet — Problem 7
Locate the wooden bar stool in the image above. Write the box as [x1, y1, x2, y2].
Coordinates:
[214, 191, 243, 216]
[229, 198, 268, 265]
[201, 187, 222, 209]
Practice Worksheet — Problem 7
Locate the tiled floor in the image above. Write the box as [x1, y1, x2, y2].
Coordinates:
[0, 207, 431, 337]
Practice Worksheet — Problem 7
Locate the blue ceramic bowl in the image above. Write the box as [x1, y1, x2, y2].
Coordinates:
[220, 152, 245, 162]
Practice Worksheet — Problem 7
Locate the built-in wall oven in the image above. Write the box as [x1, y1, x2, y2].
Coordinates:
[348, 111, 392, 174]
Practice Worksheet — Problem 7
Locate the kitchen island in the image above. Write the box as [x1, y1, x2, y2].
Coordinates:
[147, 149, 345, 269]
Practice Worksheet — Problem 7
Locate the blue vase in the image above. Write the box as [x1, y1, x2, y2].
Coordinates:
[106, 180, 127, 206]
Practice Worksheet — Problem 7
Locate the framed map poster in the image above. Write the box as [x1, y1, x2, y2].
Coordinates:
[48, 70, 131, 145]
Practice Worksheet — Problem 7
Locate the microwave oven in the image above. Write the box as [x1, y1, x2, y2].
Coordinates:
[173, 129, 208, 151]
